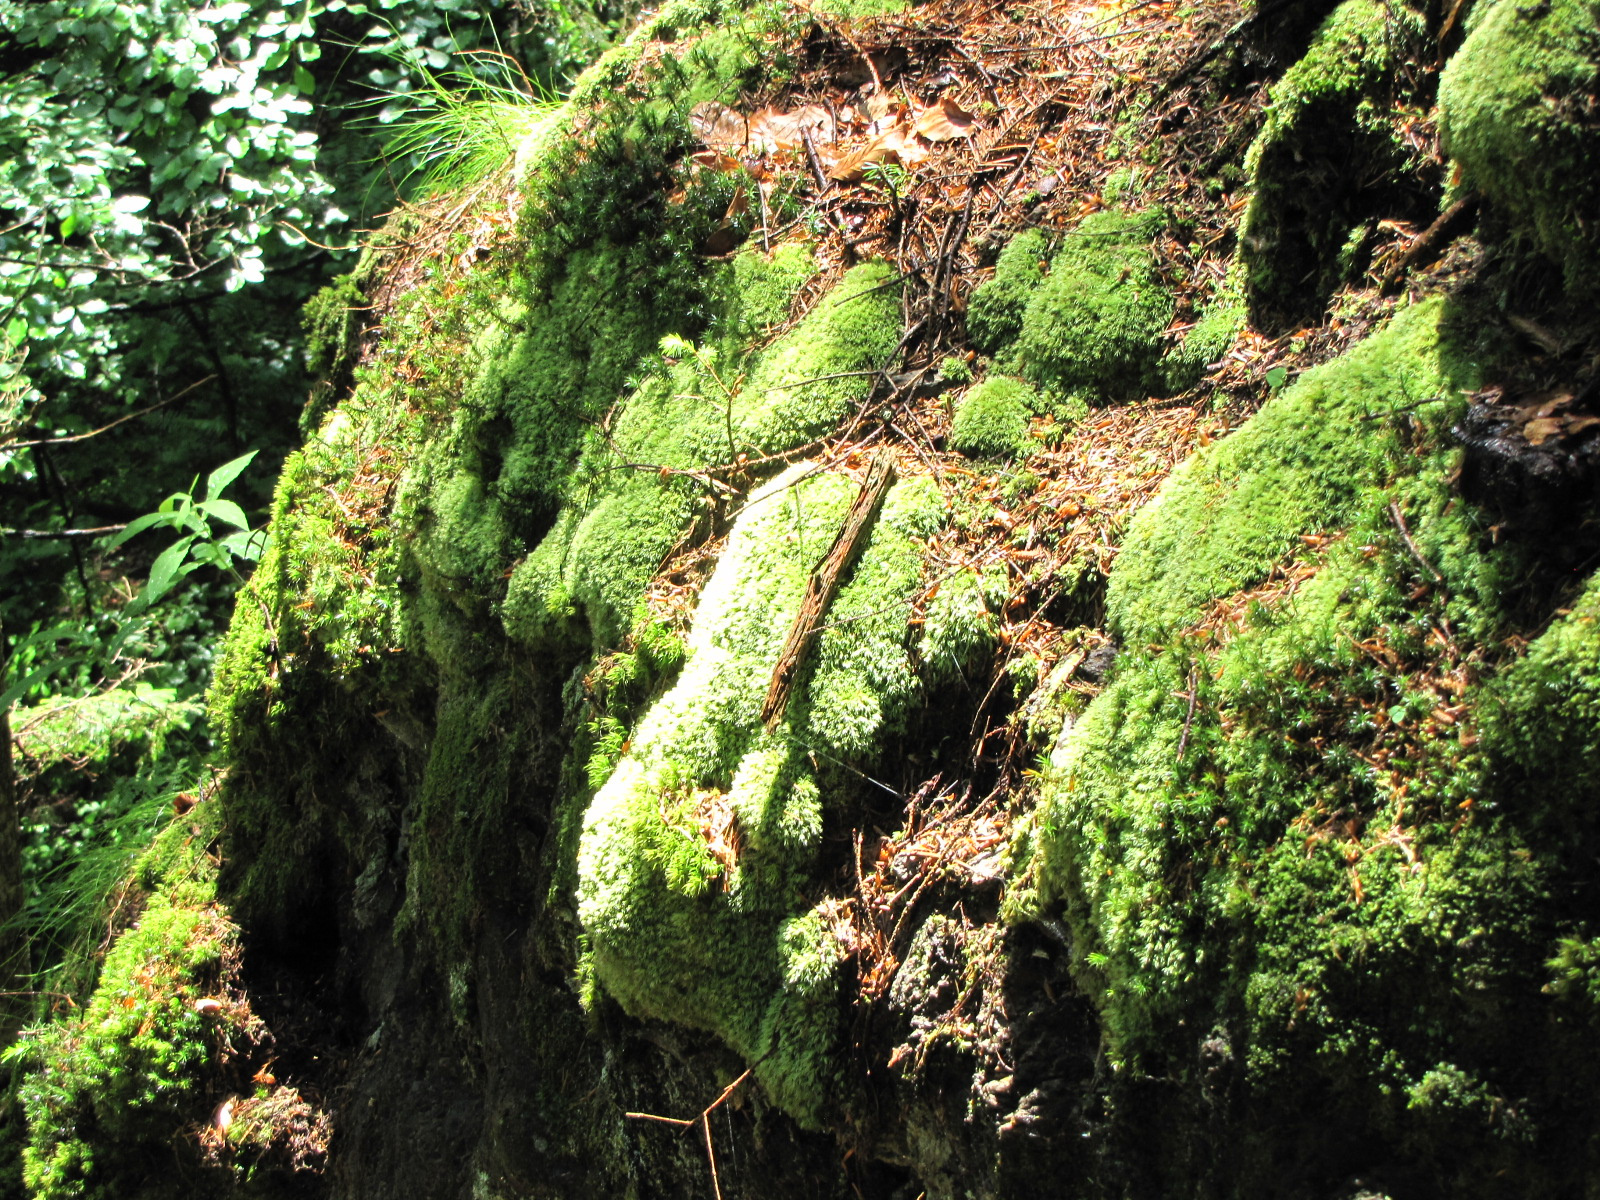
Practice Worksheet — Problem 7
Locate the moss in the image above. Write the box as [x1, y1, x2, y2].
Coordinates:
[736, 260, 902, 453]
[919, 562, 1006, 680]
[948, 375, 1038, 459]
[1107, 298, 1479, 644]
[1019, 294, 1600, 1190]
[1009, 209, 1176, 403]
[18, 806, 225, 1198]
[1438, 0, 1600, 296]
[1238, 0, 1432, 328]
[576, 466, 947, 1125]
[502, 257, 901, 649]
[965, 229, 1048, 355]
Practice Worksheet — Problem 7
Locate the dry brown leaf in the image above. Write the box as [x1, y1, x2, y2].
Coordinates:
[1524, 417, 1563, 445]
[689, 100, 748, 151]
[1568, 415, 1600, 436]
[690, 149, 744, 173]
[748, 104, 834, 152]
[866, 90, 900, 124]
[913, 95, 977, 142]
[829, 124, 927, 182]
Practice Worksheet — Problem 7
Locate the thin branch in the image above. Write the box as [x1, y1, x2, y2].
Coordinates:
[1387, 500, 1444, 583]
[5, 374, 215, 449]
[0, 524, 126, 540]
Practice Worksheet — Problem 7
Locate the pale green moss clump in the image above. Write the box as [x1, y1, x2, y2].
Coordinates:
[503, 257, 900, 648]
[1238, 0, 1429, 325]
[576, 464, 947, 1124]
[1010, 209, 1175, 403]
[1439, 0, 1600, 295]
[948, 375, 1039, 458]
[966, 229, 1049, 354]
[18, 809, 238, 1197]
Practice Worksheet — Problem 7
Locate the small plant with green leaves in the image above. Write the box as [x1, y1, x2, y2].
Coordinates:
[106, 452, 267, 613]
[660, 333, 744, 461]
[373, 47, 564, 199]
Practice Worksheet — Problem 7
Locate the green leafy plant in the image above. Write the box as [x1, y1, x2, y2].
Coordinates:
[107, 452, 268, 612]
[373, 46, 564, 198]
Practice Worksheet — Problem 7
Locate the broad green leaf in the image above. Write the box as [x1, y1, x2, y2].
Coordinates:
[205, 449, 258, 500]
[143, 534, 197, 603]
[219, 528, 269, 562]
[0, 659, 75, 711]
[104, 509, 175, 550]
[197, 497, 250, 531]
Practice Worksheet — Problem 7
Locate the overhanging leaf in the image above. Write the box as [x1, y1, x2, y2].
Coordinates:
[205, 450, 258, 501]
[143, 535, 197, 604]
[197, 498, 250, 531]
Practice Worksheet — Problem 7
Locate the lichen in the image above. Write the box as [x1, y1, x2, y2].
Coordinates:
[1438, 0, 1600, 296]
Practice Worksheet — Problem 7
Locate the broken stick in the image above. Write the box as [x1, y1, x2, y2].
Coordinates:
[761, 453, 897, 729]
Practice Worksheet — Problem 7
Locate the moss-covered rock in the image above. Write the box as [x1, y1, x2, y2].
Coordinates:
[1238, 0, 1432, 329]
[966, 229, 1049, 355]
[1107, 298, 1479, 643]
[1439, 0, 1600, 295]
[17, 802, 324, 1199]
[1023, 295, 1600, 1192]
[948, 375, 1038, 458]
[577, 465, 946, 1125]
[1010, 209, 1175, 403]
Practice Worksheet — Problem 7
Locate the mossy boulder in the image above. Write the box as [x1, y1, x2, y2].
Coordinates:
[966, 229, 1049, 354]
[1108, 299, 1479, 643]
[577, 466, 948, 1125]
[948, 375, 1039, 458]
[1238, 0, 1432, 329]
[1010, 209, 1175, 403]
[1024, 297, 1600, 1192]
[1439, 0, 1600, 296]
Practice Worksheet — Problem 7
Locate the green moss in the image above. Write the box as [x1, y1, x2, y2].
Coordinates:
[737, 260, 902, 453]
[18, 807, 231, 1199]
[1018, 294, 1600, 1189]
[1438, 0, 1600, 296]
[1238, 0, 1430, 327]
[948, 375, 1038, 458]
[576, 466, 947, 1125]
[1010, 209, 1175, 403]
[1108, 298, 1479, 644]
[502, 257, 901, 649]
[965, 229, 1048, 355]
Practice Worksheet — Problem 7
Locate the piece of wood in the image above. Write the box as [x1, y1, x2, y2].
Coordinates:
[1380, 193, 1480, 293]
[761, 453, 896, 729]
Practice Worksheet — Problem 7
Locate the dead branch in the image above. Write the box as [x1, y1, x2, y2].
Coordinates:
[1380, 193, 1480, 293]
[762, 452, 896, 728]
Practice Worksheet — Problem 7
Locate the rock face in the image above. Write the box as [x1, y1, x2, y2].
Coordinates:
[18, 0, 1600, 1197]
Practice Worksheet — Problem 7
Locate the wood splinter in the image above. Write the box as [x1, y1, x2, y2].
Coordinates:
[761, 453, 897, 730]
